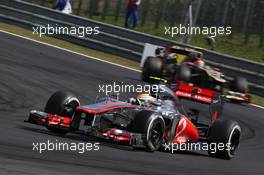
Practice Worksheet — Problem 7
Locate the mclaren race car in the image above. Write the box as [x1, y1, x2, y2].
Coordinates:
[141, 43, 251, 103]
[26, 86, 241, 159]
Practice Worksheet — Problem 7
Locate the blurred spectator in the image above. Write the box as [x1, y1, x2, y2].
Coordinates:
[53, 0, 72, 14]
[125, 0, 141, 29]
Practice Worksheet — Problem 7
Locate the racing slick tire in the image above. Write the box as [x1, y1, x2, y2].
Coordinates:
[207, 119, 241, 159]
[175, 65, 191, 82]
[130, 110, 165, 152]
[230, 77, 248, 93]
[142, 56, 162, 83]
[44, 91, 80, 134]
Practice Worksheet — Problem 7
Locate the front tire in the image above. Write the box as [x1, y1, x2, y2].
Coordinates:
[142, 56, 163, 83]
[130, 110, 165, 152]
[44, 91, 80, 134]
[207, 119, 241, 159]
[175, 65, 191, 82]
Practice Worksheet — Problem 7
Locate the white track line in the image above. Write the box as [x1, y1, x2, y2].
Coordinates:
[249, 104, 264, 110]
[0, 30, 140, 73]
[1, 29, 263, 110]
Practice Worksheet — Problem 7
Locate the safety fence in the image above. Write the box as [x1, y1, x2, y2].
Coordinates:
[0, 0, 264, 96]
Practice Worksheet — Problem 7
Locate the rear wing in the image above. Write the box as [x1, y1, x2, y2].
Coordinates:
[175, 83, 215, 104]
[140, 43, 203, 68]
[175, 83, 225, 122]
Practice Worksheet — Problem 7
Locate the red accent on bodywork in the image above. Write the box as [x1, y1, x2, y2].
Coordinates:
[164, 116, 199, 144]
[76, 105, 141, 115]
[244, 93, 251, 103]
[48, 115, 71, 127]
[213, 111, 219, 121]
[102, 128, 131, 142]
[175, 84, 214, 104]
[213, 67, 221, 72]
[30, 112, 71, 127]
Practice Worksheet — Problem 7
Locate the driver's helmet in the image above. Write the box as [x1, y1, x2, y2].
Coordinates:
[193, 59, 205, 68]
[137, 93, 156, 106]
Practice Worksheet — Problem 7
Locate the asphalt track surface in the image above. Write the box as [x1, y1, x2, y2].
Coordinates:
[0, 31, 263, 175]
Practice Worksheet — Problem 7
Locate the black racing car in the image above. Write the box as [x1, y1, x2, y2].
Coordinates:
[141, 44, 251, 103]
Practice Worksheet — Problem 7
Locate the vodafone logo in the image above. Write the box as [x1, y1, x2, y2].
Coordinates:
[176, 91, 191, 97]
[193, 95, 211, 103]
[176, 91, 211, 103]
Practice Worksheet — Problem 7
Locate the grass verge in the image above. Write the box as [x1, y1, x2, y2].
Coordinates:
[92, 16, 264, 63]
[0, 22, 263, 107]
[20, 1, 264, 62]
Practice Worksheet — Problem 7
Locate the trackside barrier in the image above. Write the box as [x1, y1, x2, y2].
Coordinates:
[0, 0, 263, 96]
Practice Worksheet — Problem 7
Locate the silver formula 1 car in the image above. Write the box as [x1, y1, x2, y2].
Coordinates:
[26, 86, 241, 159]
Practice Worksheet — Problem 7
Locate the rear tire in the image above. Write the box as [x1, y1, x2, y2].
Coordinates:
[44, 91, 80, 134]
[207, 119, 241, 159]
[130, 110, 165, 152]
[175, 65, 191, 82]
[230, 77, 248, 93]
[142, 57, 163, 83]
